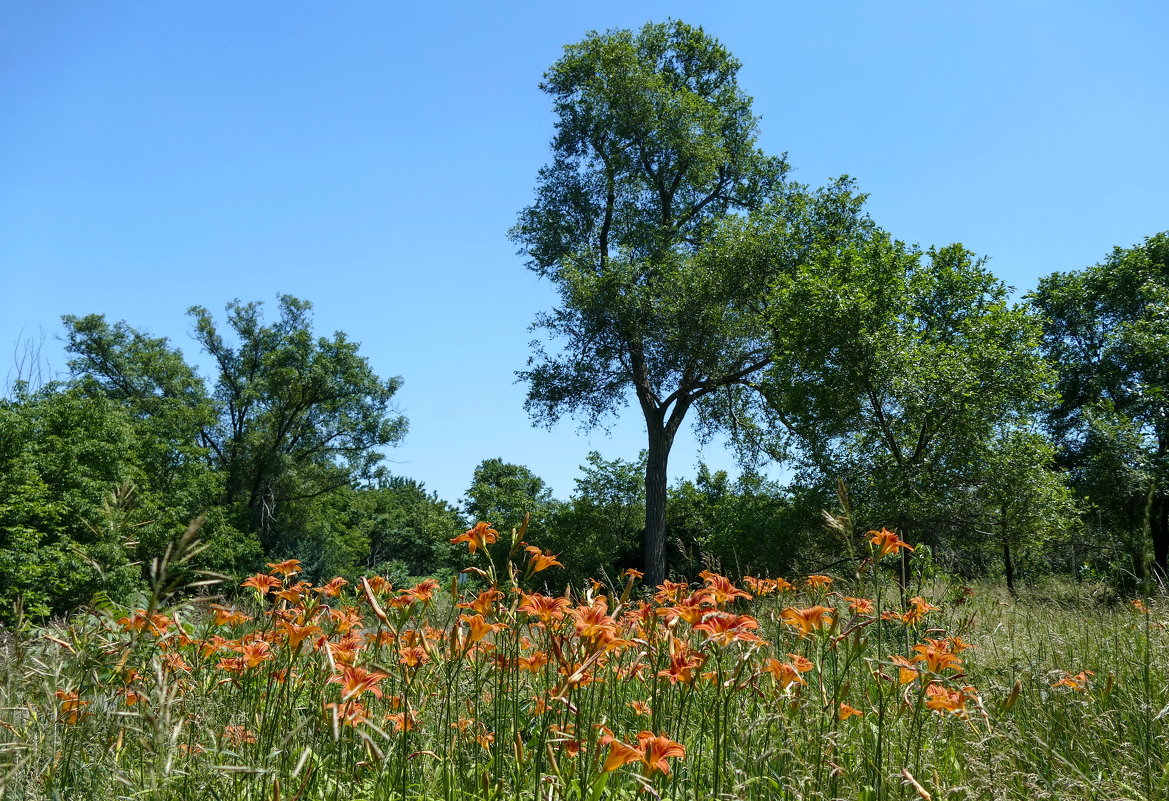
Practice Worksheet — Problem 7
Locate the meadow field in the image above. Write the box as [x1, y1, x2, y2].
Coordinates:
[1, 524, 1165, 801]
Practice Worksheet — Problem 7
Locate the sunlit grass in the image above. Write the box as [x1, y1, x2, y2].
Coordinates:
[1, 523, 1166, 800]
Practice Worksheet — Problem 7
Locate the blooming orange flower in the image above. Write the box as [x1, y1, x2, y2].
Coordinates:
[208, 604, 251, 627]
[868, 528, 915, 559]
[451, 522, 498, 555]
[326, 700, 369, 727]
[118, 610, 172, 636]
[399, 645, 429, 668]
[518, 651, 550, 674]
[901, 596, 939, 625]
[525, 545, 563, 573]
[386, 711, 420, 732]
[630, 700, 652, 716]
[763, 658, 808, 691]
[55, 690, 89, 724]
[1132, 599, 1150, 615]
[518, 592, 571, 623]
[161, 652, 191, 672]
[237, 639, 272, 668]
[692, 612, 765, 646]
[911, 640, 962, 674]
[266, 558, 302, 578]
[924, 682, 969, 715]
[277, 621, 321, 650]
[223, 725, 257, 745]
[637, 732, 686, 776]
[891, 654, 920, 685]
[780, 605, 835, 637]
[622, 568, 645, 580]
[657, 641, 706, 685]
[843, 596, 875, 615]
[241, 573, 282, 596]
[328, 664, 387, 701]
[699, 570, 752, 605]
[461, 613, 506, 645]
[838, 702, 862, 720]
[652, 580, 690, 605]
[406, 578, 441, 603]
[806, 575, 834, 590]
[274, 581, 312, 605]
[659, 593, 713, 626]
[601, 735, 644, 772]
[570, 599, 616, 642]
[459, 588, 504, 615]
[1051, 670, 1094, 691]
[314, 577, 350, 598]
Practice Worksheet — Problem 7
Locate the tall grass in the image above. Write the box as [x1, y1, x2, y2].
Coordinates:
[0, 522, 1165, 801]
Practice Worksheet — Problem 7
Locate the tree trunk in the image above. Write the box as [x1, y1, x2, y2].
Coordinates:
[643, 418, 673, 587]
[1153, 495, 1169, 578]
[1001, 507, 1016, 596]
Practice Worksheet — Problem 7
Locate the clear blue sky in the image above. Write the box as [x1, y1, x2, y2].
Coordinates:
[2, 1, 1166, 507]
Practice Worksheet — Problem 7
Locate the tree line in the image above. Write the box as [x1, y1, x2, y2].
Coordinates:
[3, 20, 1168, 621]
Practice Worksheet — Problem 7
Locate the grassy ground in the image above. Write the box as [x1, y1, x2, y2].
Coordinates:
[1, 529, 1166, 801]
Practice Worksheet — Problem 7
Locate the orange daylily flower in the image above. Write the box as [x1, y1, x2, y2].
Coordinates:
[278, 621, 321, 650]
[891, 654, 920, 685]
[524, 545, 563, 573]
[274, 581, 312, 605]
[326, 700, 369, 727]
[805, 575, 834, 590]
[266, 558, 302, 578]
[838, 702, 862, 720]
[924, 682, 971, 715]
[451, 522, 498, 555]
[901, 596, 939, 625]
[406, 579, 441, 603]
[208, 604, 251, 627]
[601, 736, 645, 773]
[868, 528, 915, 559]
[237, 639, 273, 668]
[652, 580, 690, 605]
[763, 658, 809, 691]
[461, 613, 506, 644]
[518, 651, 550, 674]
[699, 570, 752, 605]
[118, 610, 172, 636]
[780, 605, 835, 637]
[1052, 670, 1094, 691]
[630, 700, 652, 716]
[459, 588, 505, 615]
[399, 646, 429, 668]
[55, 690, 89, 724]
[692, 612, 765, 646]
[241, 573, 282, 596]
[223, 725, 257, 745]
[843, 596, 875, 615]
[518, 592, 571, 623]
[328, 664, 387, 701]
[570, 599, 616, 641]
[911, 639, 962, 674]
[314, 577, 350, 598]
[637, 732, 686, 776]
[386, 711, 420, 732]
[657, 641, 706, 685]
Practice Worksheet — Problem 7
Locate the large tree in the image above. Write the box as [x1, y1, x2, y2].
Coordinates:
[64, 296, 407, 551]
[1032, 232, 1169, 576]
[512, 20, 863, 583]
[732, 235, 1053, 559]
